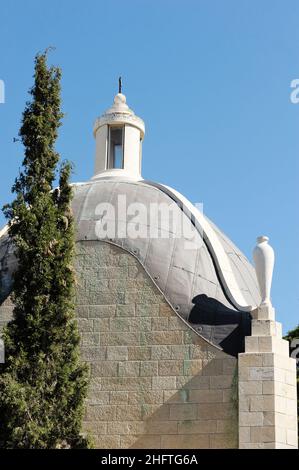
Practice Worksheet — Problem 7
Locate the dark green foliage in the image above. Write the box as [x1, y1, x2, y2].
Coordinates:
[284, 325, 299, 443]
[0, 52, 89, 448]
[284, 324, 299, 345]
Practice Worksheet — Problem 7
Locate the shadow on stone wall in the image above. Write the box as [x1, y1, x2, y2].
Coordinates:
[128, 357, 238, 449]
[189, 294, 251, 357]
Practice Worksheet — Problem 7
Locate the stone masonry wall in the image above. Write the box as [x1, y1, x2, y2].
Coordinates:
[0, 240, 238, 449]
[75, 240, 238, 449]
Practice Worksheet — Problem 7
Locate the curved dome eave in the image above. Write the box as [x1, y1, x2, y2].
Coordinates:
[72, 178, 260, 355]
[0, 177, 260, 356]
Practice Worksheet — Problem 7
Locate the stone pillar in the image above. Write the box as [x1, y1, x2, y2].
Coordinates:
[238, 304, 298, 448]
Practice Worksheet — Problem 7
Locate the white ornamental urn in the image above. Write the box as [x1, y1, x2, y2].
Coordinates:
[253, 236, 275, 306]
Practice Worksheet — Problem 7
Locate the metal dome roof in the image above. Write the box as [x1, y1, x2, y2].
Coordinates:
[72, 177, 261, 355]
[0, 177, 261, 356]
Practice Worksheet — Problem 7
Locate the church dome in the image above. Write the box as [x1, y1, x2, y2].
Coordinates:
[70, 177, 260, 355]
[0, 88, 261, 356]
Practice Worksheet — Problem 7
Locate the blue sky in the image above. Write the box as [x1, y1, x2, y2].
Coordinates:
[0, 0, 298, 332]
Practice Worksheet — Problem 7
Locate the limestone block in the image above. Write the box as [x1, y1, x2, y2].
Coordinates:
[273, 354, 297, 372]
[107, 421, 144, 435]
[141, 404, 170, 421]
[109, 391, 129, 404]
[275, 426, 287, 444]
[239, 396, 250, 411]
[176, 374, 210, 390]
[239, 426, 250, 442]
[275, 381, 297, 400]
[128, 390, 164, 405]
[250, 426, 276, 443]
[158, 360, 183, 376]
[244, 336, 259, 352]
[92, 361, 118, 377]
[262, 411, 275, 426]
[189, 344, 212, 360]
[159, 303, 173, 317]
[116, 405, 143, 421]
[197, 403, 232, 420]
[285, 398, 298, 416]
[76, 306, 90, 318]
[106, 346, 128, 361]
[171, 345, 191, 359]
[262, 381, 275, 395]
[275, 412, 298, 429]
[222, 389, 233, 402]
[239, 412, 263, 427]
[168, 316, 187, 330]
[140, 361, 158, 376]
[163, 389, 189, 403]
[201, 359, 224, 375]
[274, 395, 288, 414]
[100, 331, 140, 346]
[285, 369, 297, 386]
[258, 337, 289, 355]
[80, 332, 100, 346]
[183, 360, 203, 376]
[169, 404, 198, 421]
[216, 419, 236, 433]
[251, 305, 275, 321]
[251, 319, 282, 337]
[142, 331, 184, 345]
[152, 376, 177, 390]
[88, 305, 116, 318]
[238, 353, 264, 367]
[189, 389, 223, 403]
[286, 429, 298, 447]
[82, 421, 108, 435]
[85, 405, 117, 421]
[86, 391, 110, 405]
[118, 361, 140, 377]
[93, 318, 110, 332]
[210, 433, 238, 449]
[80, 346, 106, 361]
[248, 367, 275, 381]
[115, 304, 135, 317]
[110, 317, 146, 332]
[239, 381, 262, 395]
[151, 318, 169, 331]
[222, 358, 237, 373]
[245, 336, 289, 355]
[151, 345, 172, 360]
[178, 420, 217, 434]
[128, 346, 151, 361]
[100, 376, 151, 391]
[210, 375, 233, 389]
[146, 420, 178, 435]
[250, 395, 276, 412]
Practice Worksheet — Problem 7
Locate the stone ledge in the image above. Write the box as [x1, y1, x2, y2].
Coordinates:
[251, 305, 275, 321]
[245, 336, 289, 355]
[251, 319, 282, 338]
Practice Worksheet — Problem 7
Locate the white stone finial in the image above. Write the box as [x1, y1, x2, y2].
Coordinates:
[253, 235, 275, 306]
[114, 93, 126, 104]
[112, 93, 129, 112]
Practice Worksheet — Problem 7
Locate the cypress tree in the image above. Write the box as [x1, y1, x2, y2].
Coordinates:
[0, 51, 89, 448]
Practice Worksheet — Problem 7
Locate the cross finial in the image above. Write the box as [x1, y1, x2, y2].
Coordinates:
[118, 76, 122, 94]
